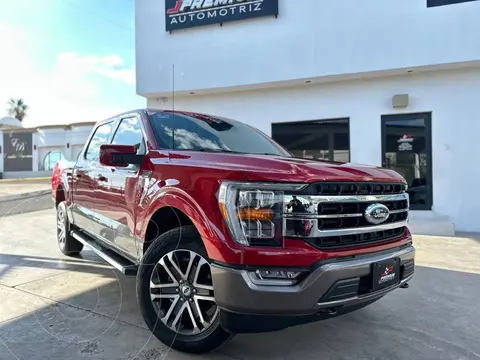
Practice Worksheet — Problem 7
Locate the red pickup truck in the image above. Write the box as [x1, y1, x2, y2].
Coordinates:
[52, 109, 415, 353]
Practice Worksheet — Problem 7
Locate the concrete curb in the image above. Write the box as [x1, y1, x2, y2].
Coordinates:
[0, 189, 51, 203]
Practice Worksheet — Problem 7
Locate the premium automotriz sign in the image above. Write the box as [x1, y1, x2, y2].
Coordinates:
[165, 0, 279, 31]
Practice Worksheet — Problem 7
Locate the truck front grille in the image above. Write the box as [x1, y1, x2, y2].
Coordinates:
[283, 182, 409, 250]
[299, 182, 407, 196]
[305, 226, 407, 250]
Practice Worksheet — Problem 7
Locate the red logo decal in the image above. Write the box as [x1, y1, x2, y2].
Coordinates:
[167, 1, 183, 14]
[381, 265, 394, 277]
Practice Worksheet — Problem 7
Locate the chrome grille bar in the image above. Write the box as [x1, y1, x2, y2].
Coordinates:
[288, 193, 408, 204]
[284, 207, 408, 220]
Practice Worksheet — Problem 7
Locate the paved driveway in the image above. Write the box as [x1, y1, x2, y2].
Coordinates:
[0, 209, 479, 360]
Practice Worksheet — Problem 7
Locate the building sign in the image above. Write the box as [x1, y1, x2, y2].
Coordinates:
[3, 130, 34, 171]
[397, 134, 414, 152]
[165, 0, 279, 31]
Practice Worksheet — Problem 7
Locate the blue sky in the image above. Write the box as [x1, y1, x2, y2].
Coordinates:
[0, 0, 144, 126]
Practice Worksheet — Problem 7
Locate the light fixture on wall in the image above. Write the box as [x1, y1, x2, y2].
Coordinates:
[392, 94, 409, 108]
[34, 145, 37, 151]
[67, 143, 70, 148]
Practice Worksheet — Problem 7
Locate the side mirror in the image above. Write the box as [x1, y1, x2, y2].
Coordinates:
[99, 144, 143, 167]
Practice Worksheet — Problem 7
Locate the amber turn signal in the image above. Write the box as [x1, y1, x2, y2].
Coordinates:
[237, 208, 274, 221]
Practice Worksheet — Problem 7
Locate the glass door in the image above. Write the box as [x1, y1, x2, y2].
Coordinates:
[381, 113, 433, 210]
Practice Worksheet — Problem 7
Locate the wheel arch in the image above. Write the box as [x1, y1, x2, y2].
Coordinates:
[55, 183, 66, 208]
[142, 206, 197, 255]
[136, 187, 228, 260]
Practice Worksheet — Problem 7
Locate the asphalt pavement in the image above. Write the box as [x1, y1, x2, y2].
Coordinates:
[0, 179, 52, 217]
[0, 207, 479, 360]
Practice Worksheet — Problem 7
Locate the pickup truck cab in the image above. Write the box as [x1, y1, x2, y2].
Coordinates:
[52, 109, 415, 353]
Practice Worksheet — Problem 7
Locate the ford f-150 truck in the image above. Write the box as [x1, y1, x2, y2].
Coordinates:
[51, 109, 415, 353]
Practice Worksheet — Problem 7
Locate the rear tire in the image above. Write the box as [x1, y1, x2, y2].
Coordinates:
[56, 201, 83, 256]
[136, 225, 233, 354]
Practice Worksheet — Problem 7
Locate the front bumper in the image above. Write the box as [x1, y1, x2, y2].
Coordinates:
[211, 244, 415, 332]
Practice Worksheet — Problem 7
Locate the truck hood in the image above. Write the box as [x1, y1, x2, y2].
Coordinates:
[163, 151, 405, 183]
[239, 154, 404, 183]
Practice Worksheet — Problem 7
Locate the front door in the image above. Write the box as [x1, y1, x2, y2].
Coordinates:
[381, 113, 433, 210]
[94, 115, 146, 260]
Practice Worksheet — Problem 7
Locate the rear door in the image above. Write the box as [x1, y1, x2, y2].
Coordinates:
[94, 115, 147, 259]
[72, 121, 115, 236]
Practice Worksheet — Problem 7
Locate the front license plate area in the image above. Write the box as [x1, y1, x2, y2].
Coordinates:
[372, 258, 400, 291]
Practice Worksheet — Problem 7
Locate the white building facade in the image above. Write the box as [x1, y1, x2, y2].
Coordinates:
[0, 122, 94, 179]
[135, 0, 480, 235]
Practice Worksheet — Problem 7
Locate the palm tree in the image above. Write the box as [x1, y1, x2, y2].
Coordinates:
[7, 98, 29, 122]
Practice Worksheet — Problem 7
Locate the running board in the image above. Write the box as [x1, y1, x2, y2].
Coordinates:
[71, 231, 138, 276]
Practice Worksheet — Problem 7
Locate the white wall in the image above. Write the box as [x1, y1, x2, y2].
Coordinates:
[34, 126, 93, 170]
[136, 0, 480, 96]
[0, 132, 3, 176]
[148, 67, 480, 232]
[2, 171, 52, 179]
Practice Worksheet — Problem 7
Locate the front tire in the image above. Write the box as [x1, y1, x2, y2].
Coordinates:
[56, 201, 83, 256]
[136, 225, 233, 354]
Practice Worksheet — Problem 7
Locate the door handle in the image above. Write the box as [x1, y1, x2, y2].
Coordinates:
[76, 169, 87, 178]
[97, 174, 108, 182]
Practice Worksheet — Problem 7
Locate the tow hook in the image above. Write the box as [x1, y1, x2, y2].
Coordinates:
[318, 307, 339, 316]
[400, 283, 410, 289]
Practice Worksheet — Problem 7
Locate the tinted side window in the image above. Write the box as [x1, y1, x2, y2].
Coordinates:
[85, 122, 114, 160]
[111, 117, 145, 154]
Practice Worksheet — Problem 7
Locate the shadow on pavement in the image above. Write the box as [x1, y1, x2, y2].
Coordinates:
[0, 252, 111, 282]
[0, 262, 479, 360]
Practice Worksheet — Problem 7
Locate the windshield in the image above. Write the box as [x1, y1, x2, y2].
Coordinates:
[148, 111, 291, 157]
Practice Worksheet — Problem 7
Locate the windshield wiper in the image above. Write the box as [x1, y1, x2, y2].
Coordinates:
[197, 148, 242, 154]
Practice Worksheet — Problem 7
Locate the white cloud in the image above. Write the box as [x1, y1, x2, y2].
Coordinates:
[0, 23, 140, 127]
[55, 52, 136, 86]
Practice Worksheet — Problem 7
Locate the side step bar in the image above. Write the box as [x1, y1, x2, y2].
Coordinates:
[71, 231, 138, 276]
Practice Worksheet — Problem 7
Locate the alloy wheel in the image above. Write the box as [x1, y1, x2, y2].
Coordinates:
[149, 249, 218, 335]
[57, 207, 66, 245]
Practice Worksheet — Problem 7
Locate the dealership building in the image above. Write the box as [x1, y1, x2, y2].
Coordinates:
[135, 0, 480, 235]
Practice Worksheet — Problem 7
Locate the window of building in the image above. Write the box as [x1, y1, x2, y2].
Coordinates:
[85, 121, 114, 160]
[271, 118, 350, 162]
[381, 113, 433, 210]
[43, 150, 65, 171]
[427, 0, 477, 7]
[111, 117, 146, 154]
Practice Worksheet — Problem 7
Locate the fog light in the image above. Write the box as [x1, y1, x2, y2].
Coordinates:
[246, 269, 304, 286]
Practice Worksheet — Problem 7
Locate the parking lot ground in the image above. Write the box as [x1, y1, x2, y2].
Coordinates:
[0, 209, 479, 360]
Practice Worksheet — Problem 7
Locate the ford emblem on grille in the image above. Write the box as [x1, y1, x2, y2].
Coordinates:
[364, 203, 390, 225]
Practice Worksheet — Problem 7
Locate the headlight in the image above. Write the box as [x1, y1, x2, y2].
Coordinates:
[218, 181, 305, 246]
